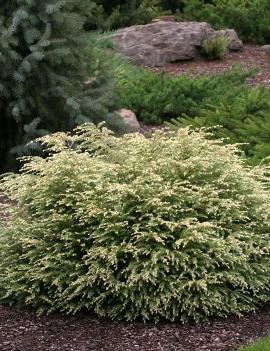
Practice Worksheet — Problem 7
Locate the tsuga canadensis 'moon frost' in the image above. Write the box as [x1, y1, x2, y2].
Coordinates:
[0, 124, 270, 322]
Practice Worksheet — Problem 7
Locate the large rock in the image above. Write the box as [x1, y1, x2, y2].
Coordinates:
[111, 21, 243, 67]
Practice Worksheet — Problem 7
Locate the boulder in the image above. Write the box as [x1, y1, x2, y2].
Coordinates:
[115, 109, 140, 132]
[111, 21, 243, 67]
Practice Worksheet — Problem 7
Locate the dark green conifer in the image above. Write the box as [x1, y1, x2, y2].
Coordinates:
[0, 0, 116, 171]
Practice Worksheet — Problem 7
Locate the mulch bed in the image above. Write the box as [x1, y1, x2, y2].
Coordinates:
[1, 45, 270, 351]
[150, 44, 270, 88]
[1, 304, 270, 351]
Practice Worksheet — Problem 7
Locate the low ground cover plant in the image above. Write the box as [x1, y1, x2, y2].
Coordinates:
[202, 35, 229, 60]
[114, 57, 253, 125]
[240, 336, 270, 350]
[1, 124, 270, 322]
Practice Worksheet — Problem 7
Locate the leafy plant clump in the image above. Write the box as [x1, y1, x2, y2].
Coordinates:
[202, 35, 229, 60]
[1, 124, 270, 322]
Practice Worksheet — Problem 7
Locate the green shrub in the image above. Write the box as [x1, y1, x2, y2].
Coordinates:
[114, 57, 253, 125]
[181, 0, 270, 44]
[1, 124, 270, 322]
[0, 0, 120, 172]
[88, 0, 167, 30]
[202, 35, 229, 60]
[167, 86, 270, 165]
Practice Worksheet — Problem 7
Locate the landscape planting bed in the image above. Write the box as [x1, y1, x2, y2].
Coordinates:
[1, 44, 270, 351]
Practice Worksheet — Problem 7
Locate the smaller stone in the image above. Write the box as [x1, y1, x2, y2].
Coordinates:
[261, 45, 270, 55]
[214, 29, 243, 51]
[115, 109, 140, 132]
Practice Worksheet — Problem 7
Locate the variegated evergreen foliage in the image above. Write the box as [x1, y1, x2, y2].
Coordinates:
[1, 124, 270, 322]
[0, 0, 117, 171]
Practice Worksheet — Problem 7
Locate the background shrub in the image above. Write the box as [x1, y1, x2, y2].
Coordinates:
[167, 86, 270, 165]
[114, 55, 253, 125]
[0, 0, 122, 172]
[1, 124, 270, 322]
[87, 0, 167, 30]
[181, 0, 270, 44]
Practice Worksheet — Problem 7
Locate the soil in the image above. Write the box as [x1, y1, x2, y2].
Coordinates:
[1, 44, 270, 351]
[0, 305, 270, 351]
[150, 44, 270, 88]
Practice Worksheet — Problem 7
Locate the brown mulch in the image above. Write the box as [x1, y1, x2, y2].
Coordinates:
[150, 44, 270, 87]
[0, 304, 270, 351]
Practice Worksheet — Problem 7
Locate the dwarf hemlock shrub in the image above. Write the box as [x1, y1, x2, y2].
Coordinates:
[1, 124, 270, 322]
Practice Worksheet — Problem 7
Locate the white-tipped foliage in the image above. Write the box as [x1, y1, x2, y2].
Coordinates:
[1, 124, 270, 322]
